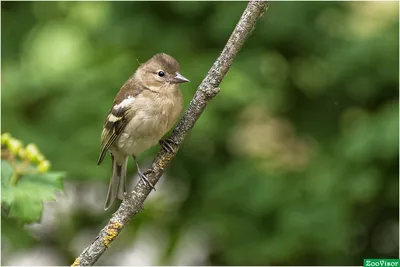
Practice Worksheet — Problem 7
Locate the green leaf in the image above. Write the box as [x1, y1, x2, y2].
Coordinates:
[17, 179, 57, 202]
[8, 191, 43, 224]
[1, 160, 13, 188]
[4, 171, 66, 224]
[22, 171, 65, 191]
[1, 187, 14, 205]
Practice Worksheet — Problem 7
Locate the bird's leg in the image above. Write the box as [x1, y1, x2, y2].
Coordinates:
[132, 156, 156, 191]
[159, 138, 178, 154]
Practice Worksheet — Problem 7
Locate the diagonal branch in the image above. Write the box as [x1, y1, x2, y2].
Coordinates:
[72, 1, 269, 266]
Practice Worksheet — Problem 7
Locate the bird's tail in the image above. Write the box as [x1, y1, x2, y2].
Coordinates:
[104, 156, 128, 210]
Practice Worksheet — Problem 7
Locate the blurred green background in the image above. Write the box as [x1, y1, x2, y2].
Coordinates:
[1, 1, 399, 265]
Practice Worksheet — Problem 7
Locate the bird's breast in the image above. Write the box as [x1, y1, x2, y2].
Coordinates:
[115, 90, 183, 156]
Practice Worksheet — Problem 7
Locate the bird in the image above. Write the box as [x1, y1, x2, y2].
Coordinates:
[97, 53, 189, 210]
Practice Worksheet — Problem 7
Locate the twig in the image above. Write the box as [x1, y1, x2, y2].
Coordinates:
[72, 1, 269, 266]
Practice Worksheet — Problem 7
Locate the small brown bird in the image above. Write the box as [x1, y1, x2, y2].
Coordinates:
[98, 53, 189, 210]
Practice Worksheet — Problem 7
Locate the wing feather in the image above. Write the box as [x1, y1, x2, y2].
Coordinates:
[97, 82, 150, 165]
[97, 104, 132, 165]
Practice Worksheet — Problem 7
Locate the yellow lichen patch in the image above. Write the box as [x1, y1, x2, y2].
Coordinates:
[157, 154, 173, 170]
[103, 221, 123, 248]
[113, 222, 122, 229]
[71, 258, 80, 266]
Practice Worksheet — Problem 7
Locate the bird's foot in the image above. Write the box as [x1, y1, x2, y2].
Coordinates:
[159, 138, 178, 153]
[137, 168, 156, 191]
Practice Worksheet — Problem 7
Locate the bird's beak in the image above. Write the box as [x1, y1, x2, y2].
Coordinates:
[173, 72, 190, 83]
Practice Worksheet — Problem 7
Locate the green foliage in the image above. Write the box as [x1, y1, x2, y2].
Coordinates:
[5, 172, 64, 222]
[1, 1, 398, 266]
[1, 160, 13, 188]
[1, 134, 65, 224]
[2, 164, 64, 223]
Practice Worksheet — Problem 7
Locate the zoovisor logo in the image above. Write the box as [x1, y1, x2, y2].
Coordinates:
[364, 259, 400, 267]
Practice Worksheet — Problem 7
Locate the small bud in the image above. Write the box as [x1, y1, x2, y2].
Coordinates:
[37, 153, 45, 163]
[8, 138, 23, 154]
[26, 143, 40, 162]
[1, 133, 11, 146]
[38, 160, 51, 173]
[18, 148, 26, 159]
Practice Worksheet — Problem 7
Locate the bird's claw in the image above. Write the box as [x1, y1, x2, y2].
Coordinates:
[138, 169, 156, 191]
[159, 138, 177, 153]
[143, 169, 153, 176]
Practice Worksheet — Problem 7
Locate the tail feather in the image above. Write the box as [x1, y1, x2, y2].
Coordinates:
[104, 156, 128, 210]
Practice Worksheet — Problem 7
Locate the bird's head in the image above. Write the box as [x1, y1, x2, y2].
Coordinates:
[137, 53, 189, 91]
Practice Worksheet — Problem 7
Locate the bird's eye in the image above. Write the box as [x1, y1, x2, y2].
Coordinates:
[158, 71, 165, 77]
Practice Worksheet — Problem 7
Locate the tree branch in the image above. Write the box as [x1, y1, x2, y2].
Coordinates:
[72, 1, 269, 266]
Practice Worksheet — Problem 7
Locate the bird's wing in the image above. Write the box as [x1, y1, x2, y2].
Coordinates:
[97, 84, 143, 165]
